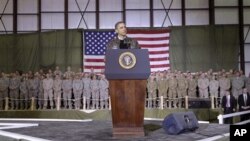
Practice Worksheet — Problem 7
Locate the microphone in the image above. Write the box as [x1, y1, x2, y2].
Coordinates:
[124, 38, 131, 49]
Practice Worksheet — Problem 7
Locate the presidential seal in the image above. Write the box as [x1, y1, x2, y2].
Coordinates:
[119, 52, 136, 69]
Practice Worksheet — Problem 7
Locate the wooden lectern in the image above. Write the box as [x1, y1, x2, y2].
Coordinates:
[105, 49, 150, 137]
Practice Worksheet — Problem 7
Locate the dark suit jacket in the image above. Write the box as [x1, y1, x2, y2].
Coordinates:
[238, 93, 250, 111]
[106, 37, 140, 49]
[222, 94, 237, 111]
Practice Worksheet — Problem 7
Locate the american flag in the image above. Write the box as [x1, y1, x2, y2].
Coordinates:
[83, 29, 170, 73]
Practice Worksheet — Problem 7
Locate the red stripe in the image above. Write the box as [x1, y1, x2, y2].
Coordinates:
[84, 66, 105, 69]
[85, 59, 104, 62]
[150, 64, 170, 68]
[127, 29, 170, 34]
[149, 50, 169, 55]
[150, 57, 169, 61]
[140, 43, 169, 48]
[135, 37, 170, 41]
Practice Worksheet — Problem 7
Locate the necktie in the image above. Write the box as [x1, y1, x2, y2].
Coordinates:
[244, 94, 247, 106]
[226, 96, 230, 107]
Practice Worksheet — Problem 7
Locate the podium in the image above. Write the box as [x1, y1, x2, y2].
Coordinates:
[105, 49, 150, 137]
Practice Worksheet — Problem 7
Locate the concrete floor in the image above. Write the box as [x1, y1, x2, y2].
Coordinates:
[0, 120, 230, 141]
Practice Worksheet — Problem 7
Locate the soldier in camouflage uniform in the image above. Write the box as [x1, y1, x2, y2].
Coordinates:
[209, 75, 219, 107]
[198, 73, 209, 98]
[82, 73, 91, 109]
[62, 76, 73, 109]
[0, 72, 9, 110]
[9, 73, 21, 109]
[19, 74, 28, 109]
[43, 73, 54, 109]
[147, 75, 157, 108]
[38, 74, 44, 109]
[231, 71, 245, 99]
[73, 74, 83, 109]
[53, 74, 62, 109]
[54, 66, 63, 78]
[64, 66, 75, 78]
[99, 74, 109, 109]
[187, 74, 197, 98]
[177, 73, 188, 108]
[168, 73, 178, 108]
[28, 73, 39, 109]
[219, 73, 231, 98]
[246, 73, 250, 94]
[157, 72, 168, 108]
[90, 74, 99, 109]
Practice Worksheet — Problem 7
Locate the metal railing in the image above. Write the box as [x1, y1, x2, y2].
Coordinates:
[217, 110, 250, 124]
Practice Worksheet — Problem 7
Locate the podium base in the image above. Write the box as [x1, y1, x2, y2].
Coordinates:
[113, 127, 145, 138]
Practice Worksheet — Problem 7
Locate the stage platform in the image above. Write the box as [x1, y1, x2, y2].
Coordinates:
[0, 109, 230, 141]
[0, 119, 229, 141]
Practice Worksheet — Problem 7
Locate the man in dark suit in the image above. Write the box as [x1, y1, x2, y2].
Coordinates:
[238, 88, 250, 121]
[106, 21, 140, 49]
[221, 91, 237, 124]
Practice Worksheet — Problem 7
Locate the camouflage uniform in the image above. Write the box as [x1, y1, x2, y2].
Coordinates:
[0, 74, 9, 110]
[73, 76, 83, 109]
[219, 75, 231, 97]
[177, 74, 188, 108]
[198, 74, 209, 98]
[9, 74, 21, 109]
[43, 75, 54, 109]
[231, 75, 245, 99]
[90, 75, 99, 109]
[187, 75, 197, 98]
[19, 75, 28, 109]
[99, 75, 109, 109]
[62, 77, 73, 109]
[157, 74, 168, 108]
[82, 75, 91, 109]
[53, 75, 62, 109]
[147, 76, 157, 108]
[168, 74, 178, 108]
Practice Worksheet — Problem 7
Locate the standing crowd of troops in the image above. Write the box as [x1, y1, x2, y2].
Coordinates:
[147, 69, 250, 109]
[1, 67, 250, 111]
[0, 66, 109, 110]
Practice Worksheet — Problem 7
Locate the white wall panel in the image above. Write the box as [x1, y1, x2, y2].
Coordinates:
[0, 15, 13, 31]
[186, 10, 209, 25]
[153, 10, 182, 26]
[100, 0, 122, 11]
[245, 44, 250, 61]
[245, 63, 250, 77]
[100, 13, 122, 29]
[153, 0, 181, 9]
[17, 16, 38, 31]
[244, 9, 250, 24]
[68, 0, 95, 11]
[215, 0, 238, 6]
[244, 0, 250, 6]
[185, 0, 208, 8]
[126, 0, 149, 9]
[41, 0, 64, 11]
[68, 13, 96, 29]
[41, 14, 64, 29]
[244, 26, 250, 43]
[0, 0, 13, 14]
[18, 0, 38, 13]
[126, 11, 150, 27]
[215, 9, 238, 24]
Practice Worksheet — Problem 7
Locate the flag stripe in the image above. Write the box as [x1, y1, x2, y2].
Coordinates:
[149, 50, 169, 55]
[83, 28, 170, 73]
[140, 44, 169, 48]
